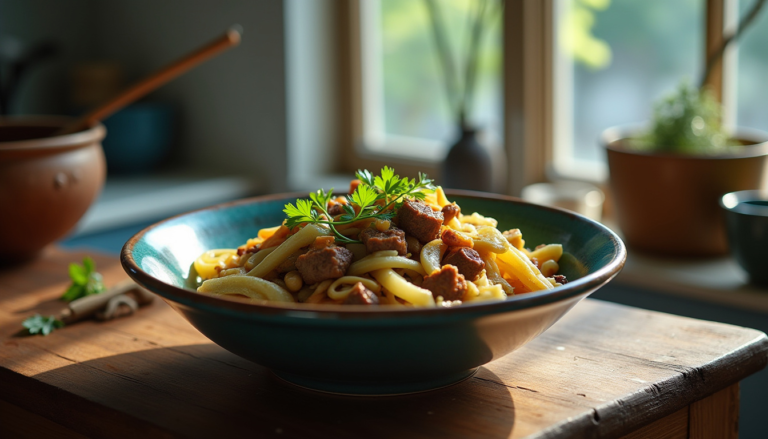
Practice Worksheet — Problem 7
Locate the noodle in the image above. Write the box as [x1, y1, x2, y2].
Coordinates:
[327, 276, 381, 300]
[371, 268, 434, 307]
[347, 255, 426, 277]
[198, 275, 295, 303]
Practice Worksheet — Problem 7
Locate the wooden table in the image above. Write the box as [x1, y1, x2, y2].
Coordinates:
[1, 249, 767, 439]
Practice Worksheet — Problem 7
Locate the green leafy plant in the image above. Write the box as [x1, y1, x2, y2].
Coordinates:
[283, 167, 436, 244]
[633, 82, 732, 154]
[61, 256, 106, 302]
[633, 0, 766, 154]
[22, 314, 64, 336]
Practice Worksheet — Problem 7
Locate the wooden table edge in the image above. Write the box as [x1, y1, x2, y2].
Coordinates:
[531, 331, 768, 438]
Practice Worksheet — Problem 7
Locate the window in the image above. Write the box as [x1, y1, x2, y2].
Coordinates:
[347, 0, 764, 193]
[736, 0, 768, 133]
[552, 0, 705, 181]
[358, 0, 502, 161]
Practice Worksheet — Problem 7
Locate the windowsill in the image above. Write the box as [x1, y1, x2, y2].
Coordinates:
[73, 170, 263, 237]
[355, 134, 504, 166]
[613, 251, 768, 312]
[361, 134, 446, 162]
[598, 217, 768, 313]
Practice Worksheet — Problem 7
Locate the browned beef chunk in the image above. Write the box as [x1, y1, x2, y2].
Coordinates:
[442, 247, 485, 281]
[396, 199, 444, 243]
[422, 265, 467, 301]
[441, 202, 461, 223]
[360, 226, 407, 255]
[295, 245, 353, 285]
[343, 282, 380, 305]
[554, 274, 568, 285]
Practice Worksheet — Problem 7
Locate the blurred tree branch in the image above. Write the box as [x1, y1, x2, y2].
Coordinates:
[700, 0, 766, 89]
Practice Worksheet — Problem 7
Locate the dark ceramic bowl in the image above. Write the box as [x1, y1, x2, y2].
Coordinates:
[721, 190, 768, 286]
[121, 191, 626, 395]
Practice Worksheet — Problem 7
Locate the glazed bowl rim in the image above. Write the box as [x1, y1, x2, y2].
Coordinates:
[0, 116, 106, 152]
[720, 190, 768, 217]
[601, 123, 768, 160]
[121, 190, 626, 320]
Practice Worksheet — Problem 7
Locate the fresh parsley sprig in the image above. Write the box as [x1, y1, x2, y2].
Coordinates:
[22, 314, 64, 336]
[61, 256, 106, 302]
[283, 167, 436, 244]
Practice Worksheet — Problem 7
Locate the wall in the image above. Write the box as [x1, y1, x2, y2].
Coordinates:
[0, 0, 96, 114]
[91, 0, 289, 192]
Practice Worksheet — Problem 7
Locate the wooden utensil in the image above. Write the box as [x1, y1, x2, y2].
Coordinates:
[55, 25, 242, 136]
[60, 280, 154, 324]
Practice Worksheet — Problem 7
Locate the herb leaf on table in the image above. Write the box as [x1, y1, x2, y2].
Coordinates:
[22, 314, 64, 336]
[61, 256, 106, 302]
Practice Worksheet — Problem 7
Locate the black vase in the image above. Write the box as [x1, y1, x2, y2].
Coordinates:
[441, 127, 493, 191]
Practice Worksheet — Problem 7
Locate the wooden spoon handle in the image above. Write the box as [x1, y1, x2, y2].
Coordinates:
[57, 26, 242, 136]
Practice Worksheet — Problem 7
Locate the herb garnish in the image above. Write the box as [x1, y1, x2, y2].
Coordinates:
[22, 314, 64, 336]
[283, 167, 436, 243]
[61, 256, 106, 302]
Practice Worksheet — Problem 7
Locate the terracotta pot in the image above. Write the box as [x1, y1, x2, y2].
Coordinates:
[603, 126, 768, 257]
[0, 117, 106, 263]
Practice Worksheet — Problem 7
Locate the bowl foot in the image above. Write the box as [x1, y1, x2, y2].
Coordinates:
[272, 368, 478, 396]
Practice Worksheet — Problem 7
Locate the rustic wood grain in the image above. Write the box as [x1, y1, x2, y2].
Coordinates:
[689, 383, 739, 439]
[1, 248, 766, 439]
[620, 406, 688, 439]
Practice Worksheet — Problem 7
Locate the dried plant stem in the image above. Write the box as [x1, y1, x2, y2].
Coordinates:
[425, 0, 500, 128]
[700, 0, 766, 89]
[425, 0, 461, 119]
[461, 0, 490, 128]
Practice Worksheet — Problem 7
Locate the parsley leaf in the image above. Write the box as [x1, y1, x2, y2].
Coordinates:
[284, 199, 318, 229]
[309, 188, 333, 212]
[22, 314, 64, 336]
[61, 257, 106, 302]
[355, 169, 375, 187]
[350, 184, 378, 214]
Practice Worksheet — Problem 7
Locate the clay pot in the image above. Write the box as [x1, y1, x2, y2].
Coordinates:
[603, 126, 768, 257]
[0, 117, 106, 263]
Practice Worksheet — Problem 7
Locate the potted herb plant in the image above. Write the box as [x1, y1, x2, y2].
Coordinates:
[603, 0, 768, 257]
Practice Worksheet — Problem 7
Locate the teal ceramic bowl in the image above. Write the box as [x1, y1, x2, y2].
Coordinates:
[121, 191, 626, 395]
[721, 190, 768, 286]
